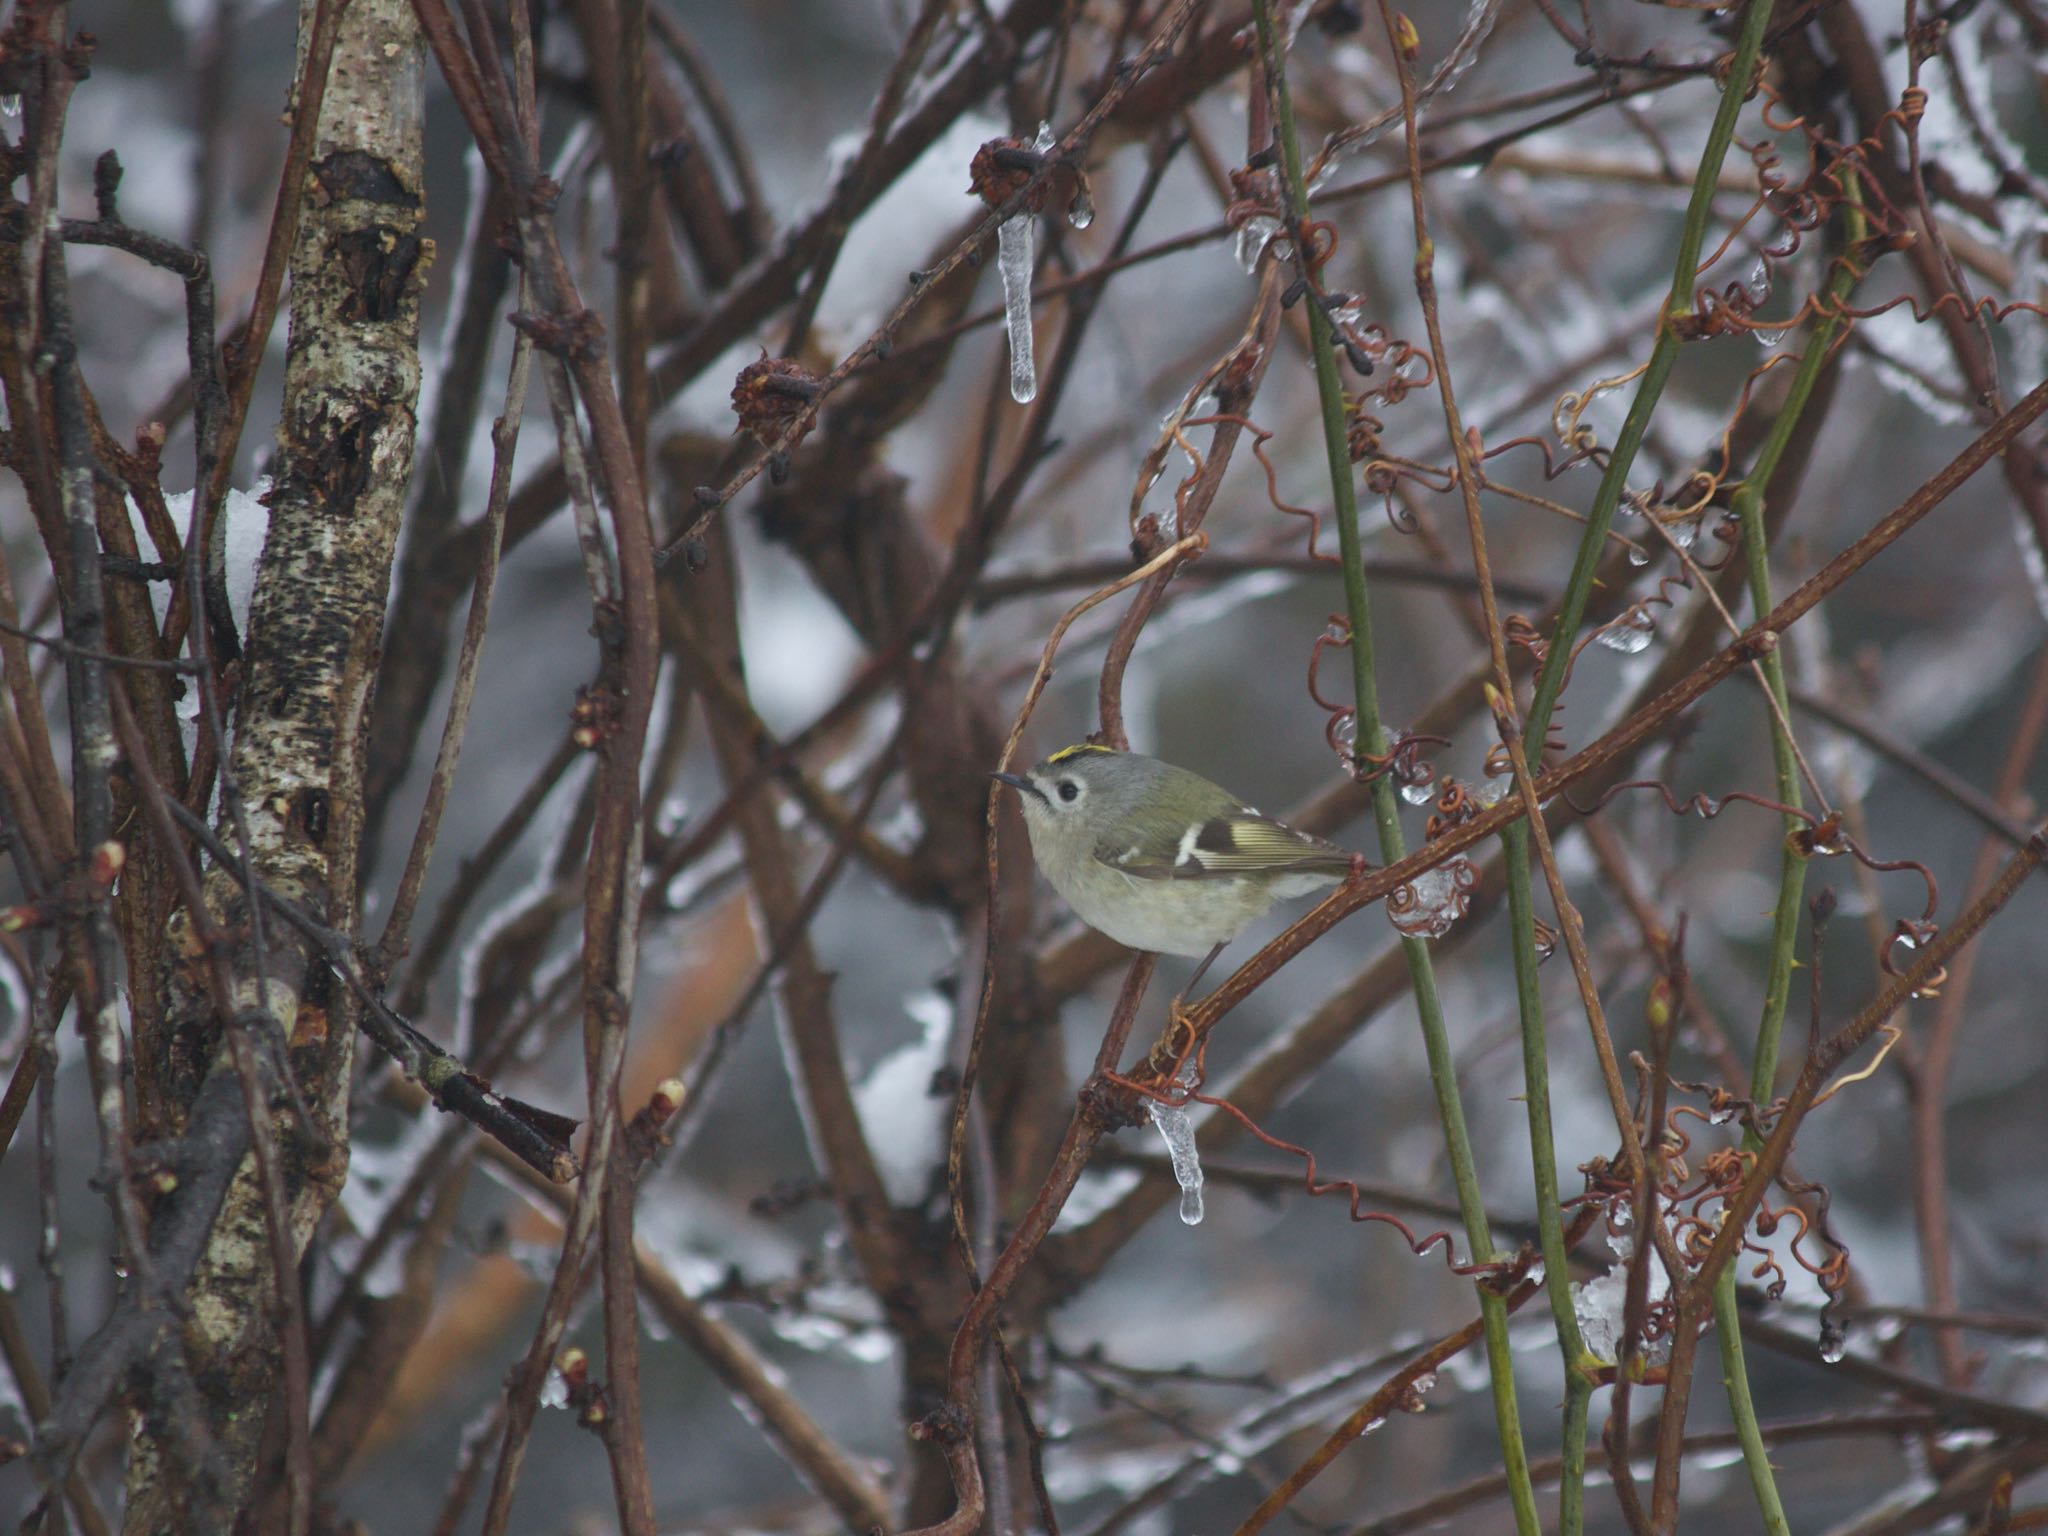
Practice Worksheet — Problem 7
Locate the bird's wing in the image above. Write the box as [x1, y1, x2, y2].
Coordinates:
[1097, 809, 1355, 882]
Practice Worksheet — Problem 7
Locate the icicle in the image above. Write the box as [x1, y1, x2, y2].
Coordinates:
[1147, 1061, 1205, 1225]
[998, 215, 1037, 404]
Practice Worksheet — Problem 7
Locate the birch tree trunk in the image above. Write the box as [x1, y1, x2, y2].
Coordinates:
[124, 0, 427, 1525]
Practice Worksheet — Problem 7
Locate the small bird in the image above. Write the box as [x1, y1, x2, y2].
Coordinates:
[992, 744, 1361, 988]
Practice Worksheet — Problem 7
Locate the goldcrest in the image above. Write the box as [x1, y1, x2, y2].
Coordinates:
[991, 745, 1360, 959]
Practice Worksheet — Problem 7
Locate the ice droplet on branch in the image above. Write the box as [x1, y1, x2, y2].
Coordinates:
[1571, 1266, 1629, 1362]
[1234, 214, 1283, 274]
[1147, 1061, 1205, 1226]
[1819, 1323, 1848, 1364]
[1595, 613, 1655, 654]
[998, 214, 1037, 403]
[1329, 711, 1358, 773]
[538, 1365, 571, 1410]
[1387, 855, 1478, 939]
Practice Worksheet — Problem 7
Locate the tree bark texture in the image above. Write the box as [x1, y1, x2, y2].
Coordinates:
[126, 0, 428, 1526]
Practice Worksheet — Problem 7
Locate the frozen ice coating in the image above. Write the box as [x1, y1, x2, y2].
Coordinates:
[1147, 1064, 1205, 1226]
[1233, 214, 1282, 274]
[1328, 711, 1357, 772]
[1571, 1265, 1629, 1362]
[1432, 0, 1500, 99]
[1388, 855, 1477, 940]
[1744, 258, 1771, 306]
[998, 214, 1038, 403]
[1595, 614, 1655, 654]
[537, 1367, 570, 1411]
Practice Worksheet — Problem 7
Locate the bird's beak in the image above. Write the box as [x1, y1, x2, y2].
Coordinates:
[990, 770, 1044, 803]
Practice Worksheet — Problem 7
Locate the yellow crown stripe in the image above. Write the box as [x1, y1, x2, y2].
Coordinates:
[1046, 743, 1115, 765]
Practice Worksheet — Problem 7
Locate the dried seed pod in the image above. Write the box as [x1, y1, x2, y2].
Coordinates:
[967, 134, 1054, 215]
[730, 354, 822, 448]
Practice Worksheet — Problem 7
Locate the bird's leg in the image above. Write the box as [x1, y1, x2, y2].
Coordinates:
[1181, 941, 1227, 1001]
[1149, 946, 1226, 1084]
[1166, 942, 1228, 1031]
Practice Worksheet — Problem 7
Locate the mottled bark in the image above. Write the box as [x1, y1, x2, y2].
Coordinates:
[127, 0, 427, 1526]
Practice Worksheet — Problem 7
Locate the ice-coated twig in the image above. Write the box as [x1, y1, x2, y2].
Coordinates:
[1147, 1058, 1206, 1225]
[998, 214, 1037, 403]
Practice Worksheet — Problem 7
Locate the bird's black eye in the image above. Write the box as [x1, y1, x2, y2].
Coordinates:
[1057, 779, 1080, 803]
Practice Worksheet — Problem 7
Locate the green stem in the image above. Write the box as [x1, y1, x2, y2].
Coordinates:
[1709, 174, 1868, 1536]
[1729, 188, 1866, 1099]
[1503, 822, 1594, 1533]
[1711, 1291, 1785, 1535]
[1525, 0, 1779, 746]
[1255, 8, 1539, 1533]
[1493, 0, 1775, 1525]
[1476, 0, 1771, 1518]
